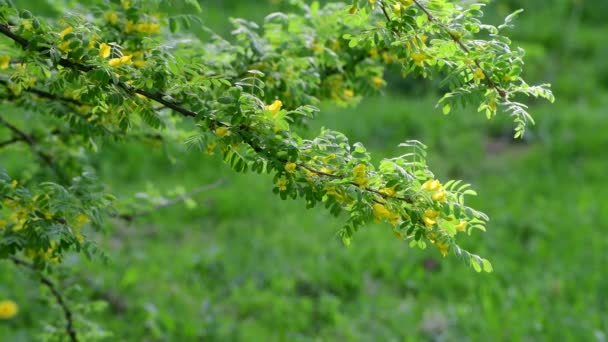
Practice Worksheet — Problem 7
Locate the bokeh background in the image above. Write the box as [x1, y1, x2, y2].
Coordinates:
[1, 0, 607, 340]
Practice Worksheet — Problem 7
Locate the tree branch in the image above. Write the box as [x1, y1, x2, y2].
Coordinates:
[410, 0, 506, 98]
[10, 257, 78, 342]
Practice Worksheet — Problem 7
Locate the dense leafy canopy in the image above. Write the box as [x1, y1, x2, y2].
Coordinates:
[0, 0, 552, 339]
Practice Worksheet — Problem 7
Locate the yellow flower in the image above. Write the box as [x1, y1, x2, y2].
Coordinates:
[421, 179, 442, 192]
[10, 180, 18, 188]
[206, 143, 216, 155]
[75, 214, 90, 228]
[434, 241, 450, 257]
[473, 67, 486, 81]
[285, 162, 297, 173]
[22, 19, 33, 31]
[343, 89, 354, 98]
[312, 43, 324, 54]
[126, 20, 136, 33]
[58, 41, 71, 53]
[432, 190, 446, 202]
[372, 203, 391, 220]
[382, 52, 397, 64]
[59, 26, 73, 39]
[214, 126, 231, 138]
[411, 52, 431, 66]
[455, 220, 467, 232]
[0, 55, 10, 69]
[266, 99, 283, 115]
[393, 3, 402, 15]
[400, 0, 414, 6]
[423, 209, 440, 228]
[371, 76, 385, 89]
[108, 55, 132, 67]
[106, 11, 118, 25]
[369, 48, 378, 59]
[276, 178, 288, 191]
[133, 60, 146, 68]
[0, 300, 18, 319]
[352, 164, 369, 187]
[99, 43, 111, 59]
[379, 187, 396, 197]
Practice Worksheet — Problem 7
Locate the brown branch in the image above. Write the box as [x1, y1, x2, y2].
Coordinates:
[410, 0, 506, 98]
[0, 115, 65, 179]
[10, 257, 78, 342]
[0, 20, 417, 209]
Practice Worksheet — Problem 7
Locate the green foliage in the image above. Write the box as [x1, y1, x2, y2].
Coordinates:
[0, 0, 555, 339]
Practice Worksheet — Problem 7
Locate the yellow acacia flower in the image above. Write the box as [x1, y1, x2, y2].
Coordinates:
[0, 55, 10, 69]
[455, 220, 467, 232]
[423, 209, 440, 228]
[59, 26, 73, 39]
[421, 179, 442, 192]
[393, 3, 402, 15]
[372, 203, 391, 220]
[58, 41, 71, 53]
[214, 126, 231, 138]
[266, 99, 283, 115]
[22, 19, 33, 31]
[432, 190, 446, 202]
[126, 20, 136, 33]
[371, 76, 385, 89]
[352, 164, 368, 187]
[434, 241, 450, 257]
[285, 162, 297, 173]
[473, 67, 486, 81]
[343, 89, 354, 99]
[411, 52, 431, 66]
[106, 11, 118, 25]
[75, 214, 90, 228]
[276, 178, 288, 191]
[108, 55, 132, 67]
[0, 300, 18, 319]
[379, 187, 396, 197]
[99, 43, 111, 58]
[206, 143, 216, 155]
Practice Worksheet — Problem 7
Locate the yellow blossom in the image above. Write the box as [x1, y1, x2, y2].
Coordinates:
[214, 126, 231, 138]
[393, 3, 402, 15]
[126, 20, 136, 33]
[0, 55, 10, 69]
[369, 47, 378, 59]
[58, 41, 71, 53]
[0, 300, 18, 319]
[423, 209, 440, 228]
[382, 52, 397, 64]
[343, 89, 354, 99]
[99, 43, 111, 58]
[352, 164, 368, 187]
[379, 187, 396, 197]
[371, 76, 385, 89]
[59, 26, 73, 39]
[400, 0, 414, 6]
[285, 162, 297, 173]
[372, 203, 391, 220]
[434, 241, 450, 257]
[312, 43, 324, 54]
[106, 11, 118, 25]
[422, 179, 442, 192]
[206, 143, 216, 155]
[432, 190, 447, 202]
[22, 19, 33, 31]
[75, 214, 90, 228]
[266, 99, 283, 115]
[411, 52, 431, 66]
[10, 180, 18, 188]
[368, 0, 376, 8]
[108, 55, 132, 67]
[276, 178, 288, 191]
[455, 220, 467, 232]
[473, 67, 486, 80]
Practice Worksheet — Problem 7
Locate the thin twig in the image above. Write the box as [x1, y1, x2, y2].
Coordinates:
[0, 115, 64, 179]
[0, 23, 418, 209]
[10, 257, 78, 342]
[410, 0, 506, 98]
[118, 178, 225, 221]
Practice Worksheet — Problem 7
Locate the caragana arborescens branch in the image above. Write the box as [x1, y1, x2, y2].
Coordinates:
[0, 0, 553, 339]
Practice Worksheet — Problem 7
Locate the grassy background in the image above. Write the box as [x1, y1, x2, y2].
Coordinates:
[1, 0, 607, 341]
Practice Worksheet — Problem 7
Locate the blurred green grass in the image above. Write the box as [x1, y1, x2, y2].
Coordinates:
[1, 0, 607, 341]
